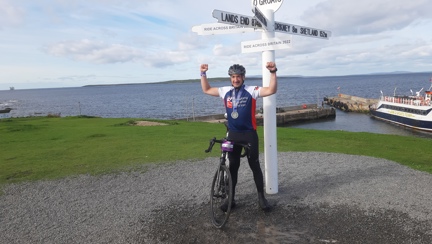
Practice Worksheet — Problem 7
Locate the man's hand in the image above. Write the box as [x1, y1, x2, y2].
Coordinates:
[200, 63, 219, 96]
[260, 62, 278, 97]
[200, 64, 208, 72]
[265, 62, 277, 72]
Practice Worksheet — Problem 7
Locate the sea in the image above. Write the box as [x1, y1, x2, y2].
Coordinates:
[1, 72, 432, 139]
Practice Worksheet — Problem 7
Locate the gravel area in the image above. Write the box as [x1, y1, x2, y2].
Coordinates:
[1, 152, 432, 243]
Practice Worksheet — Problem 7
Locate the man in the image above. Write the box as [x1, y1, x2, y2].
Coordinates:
[200, 62, 278, 211]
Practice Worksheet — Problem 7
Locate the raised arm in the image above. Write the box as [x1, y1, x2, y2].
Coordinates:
[259, 62, 278, 97]
[200, 64, 219, 97]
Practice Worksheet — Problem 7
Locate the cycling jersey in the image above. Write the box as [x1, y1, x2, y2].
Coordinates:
[218, 84, 261, 132]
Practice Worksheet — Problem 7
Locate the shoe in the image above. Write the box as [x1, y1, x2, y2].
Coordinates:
[258, 192, 271, 211]
[220, 199, 236, 212]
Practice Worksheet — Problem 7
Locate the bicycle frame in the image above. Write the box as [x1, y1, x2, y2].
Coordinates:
[205, 132, 251, 228]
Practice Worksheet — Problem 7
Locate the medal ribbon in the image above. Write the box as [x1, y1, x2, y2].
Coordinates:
[231, 85, 244, 114]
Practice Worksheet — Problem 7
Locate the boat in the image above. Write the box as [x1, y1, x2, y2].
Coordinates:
[0, 107, 12, 113]
[369, 80, 432, 132]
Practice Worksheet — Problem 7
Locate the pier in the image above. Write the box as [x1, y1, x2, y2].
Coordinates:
[184, 104, 335, 126]
[324, 94, 378, 113]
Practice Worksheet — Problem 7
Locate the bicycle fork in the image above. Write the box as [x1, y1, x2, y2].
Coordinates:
[217, 152, 229, 198]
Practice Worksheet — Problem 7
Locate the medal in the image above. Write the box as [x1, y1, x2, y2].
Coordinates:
[231, 111, 239, 119]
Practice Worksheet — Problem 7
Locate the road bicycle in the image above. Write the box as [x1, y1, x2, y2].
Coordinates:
[205, 124, 250, 228]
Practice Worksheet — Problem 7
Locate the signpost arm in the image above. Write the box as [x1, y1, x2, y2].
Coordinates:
[261, 9, 278, 194]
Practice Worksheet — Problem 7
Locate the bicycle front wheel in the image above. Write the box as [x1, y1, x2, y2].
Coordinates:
[210, 165, 233, 228]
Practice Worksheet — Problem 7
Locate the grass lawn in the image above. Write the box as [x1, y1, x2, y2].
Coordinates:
[1, 116, 431, 189]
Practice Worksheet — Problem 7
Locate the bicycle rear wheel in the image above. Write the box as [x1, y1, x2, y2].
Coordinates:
[210, 165, 233, 228]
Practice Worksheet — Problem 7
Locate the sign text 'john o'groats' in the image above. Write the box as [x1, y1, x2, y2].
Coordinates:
[252, 0, 283, 12]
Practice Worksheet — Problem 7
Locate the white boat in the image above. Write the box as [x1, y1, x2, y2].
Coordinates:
[0, 107, 12, 113]
[369, 81, 432, 132]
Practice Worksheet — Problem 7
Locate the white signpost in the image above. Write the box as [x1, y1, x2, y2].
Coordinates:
[252, 6, 269, 30]
[212, 9, 264, 29]
[274, 21, 331, 39]
[241, 37, 291, 53]
[192, 23, 260, 35]
[193, 0, 330, 194]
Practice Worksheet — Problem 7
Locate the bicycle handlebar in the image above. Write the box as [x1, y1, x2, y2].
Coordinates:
[204, 137, 218, 153]
[205, 137, 250, 157]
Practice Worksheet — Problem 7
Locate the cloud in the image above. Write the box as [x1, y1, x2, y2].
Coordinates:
[56, 74, 97, 81]
[43, 38, 192, 68]
[400, 42, 432, 58]
[43, 39, 143, 64]
[177, 34, 208, 51]
[302, 0, 432, 35]
[285, 37, 432, 75]
[213, 44, 240, 56]
[0, 0, 24, 29]
[142, 50, 190, 68]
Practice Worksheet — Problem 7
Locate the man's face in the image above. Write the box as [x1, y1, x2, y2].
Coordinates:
[230, 74, 244, 88]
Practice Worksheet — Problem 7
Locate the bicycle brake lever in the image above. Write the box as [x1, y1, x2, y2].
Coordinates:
[205, 137, 216, 153]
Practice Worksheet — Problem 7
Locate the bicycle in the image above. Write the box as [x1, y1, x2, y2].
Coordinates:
[205, 126, 250, 228]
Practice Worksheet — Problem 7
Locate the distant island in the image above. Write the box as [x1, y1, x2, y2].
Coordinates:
[82, 71, 431, 88]
[82, 77, 263, 87]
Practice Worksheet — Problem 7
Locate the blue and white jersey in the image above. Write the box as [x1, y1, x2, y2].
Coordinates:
[218, 84, 261, 132]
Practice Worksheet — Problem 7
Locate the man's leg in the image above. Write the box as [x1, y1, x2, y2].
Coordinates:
[246, 131, 271, 211]
[220, 145, 241, 212]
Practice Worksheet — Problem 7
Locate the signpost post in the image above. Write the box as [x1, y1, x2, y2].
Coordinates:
[193, 0, 331, 194]
[256, 4, 278, 194]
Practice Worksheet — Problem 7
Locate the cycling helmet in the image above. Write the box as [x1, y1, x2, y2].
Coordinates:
[228, 64, 246, 76]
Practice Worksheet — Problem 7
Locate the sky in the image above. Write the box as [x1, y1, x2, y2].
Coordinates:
[1, 0, 432, 90]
